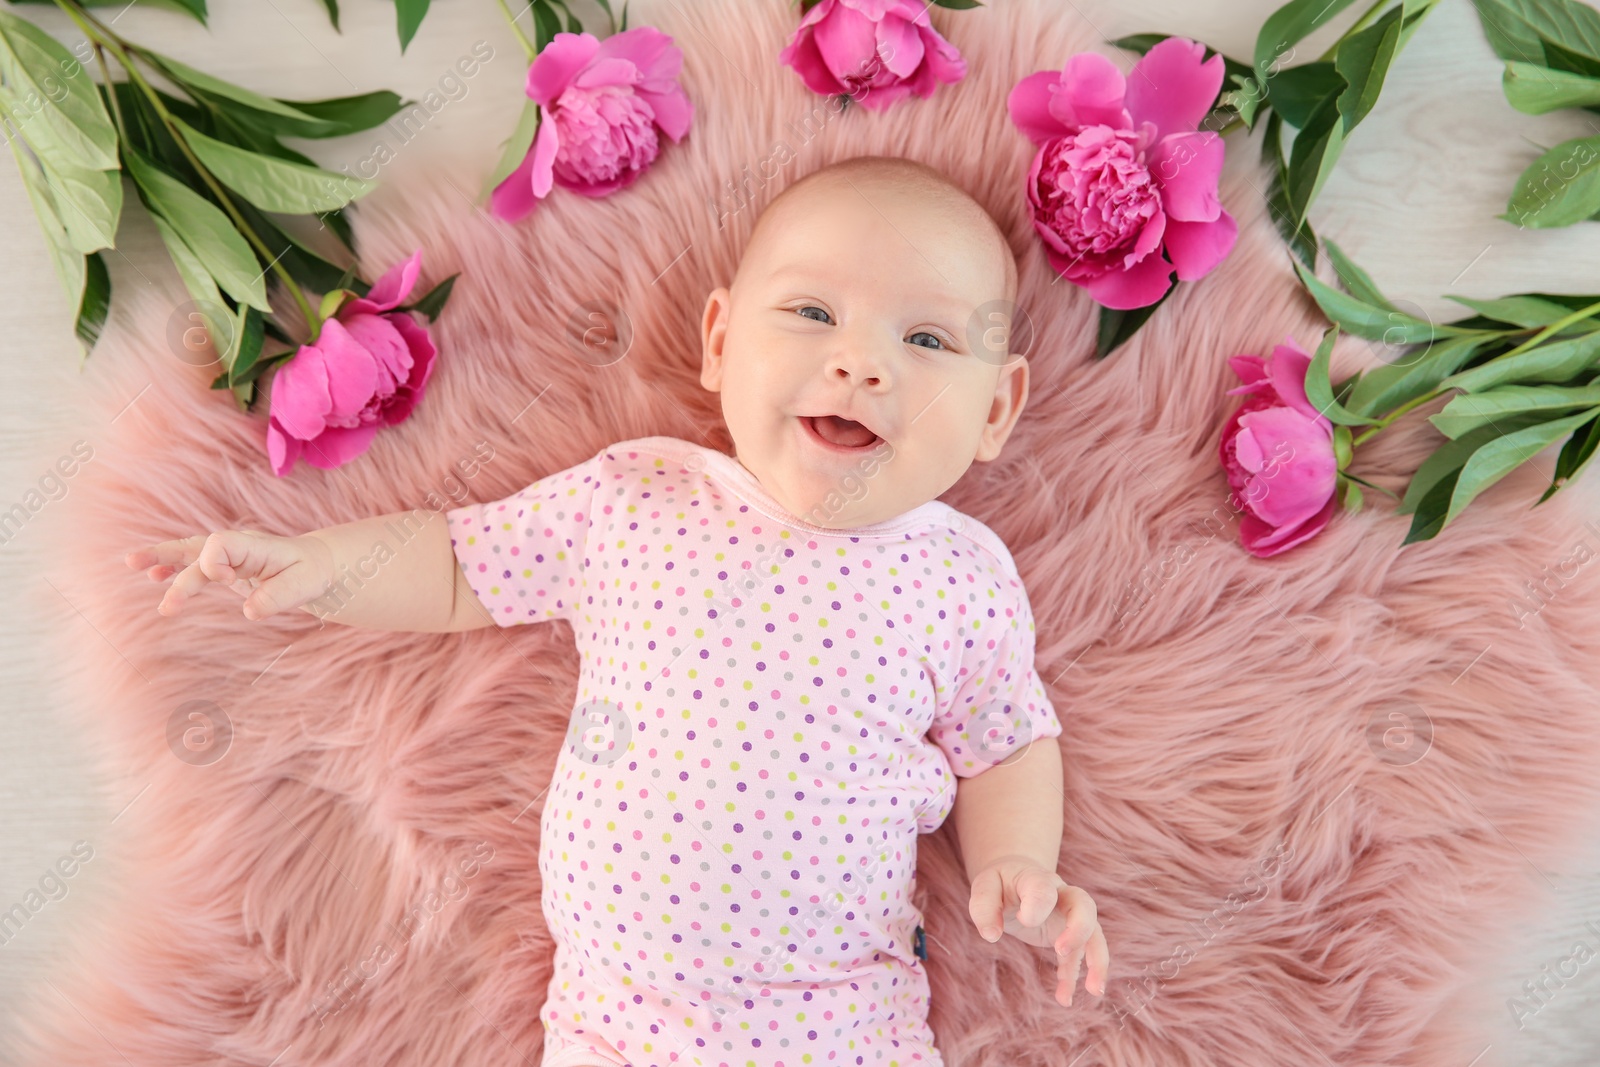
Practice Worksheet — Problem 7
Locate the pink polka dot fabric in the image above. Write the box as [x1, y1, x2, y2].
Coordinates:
[446, 437, 1062, 1067]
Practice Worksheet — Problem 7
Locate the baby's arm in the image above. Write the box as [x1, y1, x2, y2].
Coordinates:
[126, 511, 492, 633]
[953, 740, 1110, 1007]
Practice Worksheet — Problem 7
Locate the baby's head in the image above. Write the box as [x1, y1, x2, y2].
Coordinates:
[699, 155, 1027, 529]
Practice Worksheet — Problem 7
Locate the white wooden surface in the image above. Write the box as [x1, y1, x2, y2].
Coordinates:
[2, 0, 1597, 1062]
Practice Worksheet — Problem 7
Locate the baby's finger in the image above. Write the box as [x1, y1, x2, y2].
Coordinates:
[1051, 886, 1099, 1006]
[125, 535, 205, 572]
[1084, 924, 1110, 997]
[1015, 868, 1062, 929]
[967, 867, 1005, 943]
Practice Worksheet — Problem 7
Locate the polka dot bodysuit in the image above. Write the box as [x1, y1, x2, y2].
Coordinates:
[446, 437, 1063, 1067]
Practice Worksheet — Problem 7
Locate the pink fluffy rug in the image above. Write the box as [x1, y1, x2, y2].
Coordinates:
[18, 0, 1600, 1063]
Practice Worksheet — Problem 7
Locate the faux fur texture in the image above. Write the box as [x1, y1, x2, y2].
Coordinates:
[17, 0, 1600, 1063]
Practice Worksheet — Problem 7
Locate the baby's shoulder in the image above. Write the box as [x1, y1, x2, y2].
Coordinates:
[936, 508, 1025, 592]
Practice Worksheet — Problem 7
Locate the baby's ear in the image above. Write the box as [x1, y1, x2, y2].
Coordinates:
[975, 355, 1029, 462]
[700, 287, 731, 392]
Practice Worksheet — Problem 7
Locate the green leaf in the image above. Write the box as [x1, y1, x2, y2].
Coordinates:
[1503, 60, 1600, 113]
[0, 99, 128, 255]
[1334, 6, 1403, 131]
[1305, 326, 1382, 426]
[1442, 406, 1600, 529]
[1285, 94, 1347, 227]
[1398, 409, 1553, 524]
[1539, 410, 1600, 501]
[1430, 382, 1600, 438]
[123, 147, 271, 313]
[172, 117, 374, 213]
[6, 0, 207, 24]
[398, 272, 458, 322]
[0, 12, 119, 170]
[1469, 0, 1600, 72]
[1340, 475, 1365, 512]
[1261, 61, 1346, 128]
[230, 305, 266, 384]
[932, 0, 983, 7]
[1439, 329, 1600, 391]
[142, 50, 329, 128]
[284, 91, 409, 137]
[1471, 0, 1547, 64]
[1291, 255, 1462, 343]
[482, 98, 541, 202]
[320, 0, 340, 31]
[1256, 0, 1362, 79]
[8, 121, 88, 352]
[1502, 134, 1600, 228]
[231, 197, 362, 297]
[149, 212, 224, 311]
[396, 0, 432, 53]
[1442, 293, 1587, 326]
[1347, 334, 1489, 417]
[1261, 113, 1319, 269]
[1096, 284, 1174, 358]
[619, 1, 629, 32]
[1322, 237, 1396, 309]
[533, 1, 563, 52]
[77, 249, 110, 352]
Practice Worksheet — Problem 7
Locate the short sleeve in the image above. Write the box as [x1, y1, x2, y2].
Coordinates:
[926, 587, 1062, 778]
[445, 452, 602, 626]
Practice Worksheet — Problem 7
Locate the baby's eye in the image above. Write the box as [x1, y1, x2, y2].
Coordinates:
[907, 331, 945, 350]
[796, 306, 833, 324]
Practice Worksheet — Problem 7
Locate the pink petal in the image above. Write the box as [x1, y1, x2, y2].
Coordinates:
[269, 345, 332, 440]
[1162, 210, 1237, 282]
[780, 24, 848, 95]
[1268, 340, 1321, 421]
[529, 112, 559, 199]
[1054, 52, 1131, 129]
[595, 25, 680, 81]
[637, 85, 693, 141]
[266, 419, 300, 477]
[876, 14, 923, 78]
[1008, 71, 1067, 144]
[340, 312, 413, 393]
[315, 318, 381, 420]
[1124, 36, 1224, 141]
[908, 21, 964, 90]
[1148, 131, 1224, 222]
[489, 137, 542, 223]
[527, 32, 601, 105]
[1226, 353, 1269, 392]
[386, 313, 438, 414]
[814, 3, 878, 78]
[854, 80, 916, 111]
[300, 423, 380, 470]
[359, 248, 422, 312]
[1241, 494, 1336, 556]
[573, 56, 641, 90]
[1081, 248, 1174, 310]
[1234, 410, 1337, 528]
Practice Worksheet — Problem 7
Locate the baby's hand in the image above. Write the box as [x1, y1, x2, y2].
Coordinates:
[968, 856, 1109, 1008]
[125, 530, 333, 620]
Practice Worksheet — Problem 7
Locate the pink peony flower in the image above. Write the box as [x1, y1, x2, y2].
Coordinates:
[490, 27, 693, 223]
[267, 249, 437, 477]
[1007, 37, 1238, 309]
[1219, 337, 1339, 557]
[778, 0, 966, 112]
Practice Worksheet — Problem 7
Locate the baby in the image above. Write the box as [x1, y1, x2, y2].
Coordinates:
[127, 155, 1109, 1067]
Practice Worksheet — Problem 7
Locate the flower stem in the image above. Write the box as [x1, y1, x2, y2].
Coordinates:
[493, 0, 538, 61]
[91, 43, 126, 143]
[54, 0, 320, 338]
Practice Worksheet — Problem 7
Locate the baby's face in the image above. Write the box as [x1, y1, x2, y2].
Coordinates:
[699, 177, 1027, 529]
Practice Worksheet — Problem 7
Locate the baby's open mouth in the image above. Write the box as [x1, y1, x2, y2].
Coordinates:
[802, 415, 881, 451]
